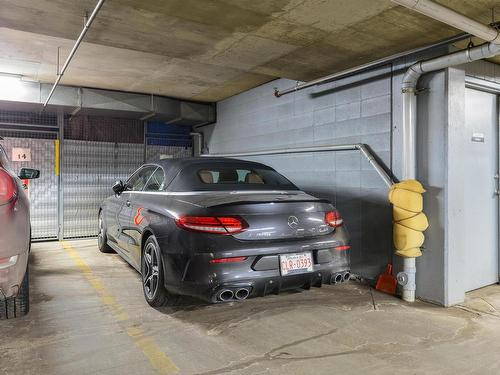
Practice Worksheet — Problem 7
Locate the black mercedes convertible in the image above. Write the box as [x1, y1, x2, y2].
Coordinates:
[98, 157, 350, 307]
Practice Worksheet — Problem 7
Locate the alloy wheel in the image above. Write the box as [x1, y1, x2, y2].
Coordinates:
[143, 242, 159, 300]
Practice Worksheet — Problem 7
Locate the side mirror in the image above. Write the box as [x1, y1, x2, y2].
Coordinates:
[19, 168, 40, 179]
[112, 180, 126, 195]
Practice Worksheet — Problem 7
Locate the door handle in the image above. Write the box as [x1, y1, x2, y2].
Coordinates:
[126, 200, 131, 207]
[495, 175, 500, 196]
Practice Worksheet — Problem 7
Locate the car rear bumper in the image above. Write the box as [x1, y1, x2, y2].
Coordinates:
[0, 250, 29, 299]
[167, 242, 350, 303]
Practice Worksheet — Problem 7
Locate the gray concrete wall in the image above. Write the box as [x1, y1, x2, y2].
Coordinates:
[201, 67, 394, 280]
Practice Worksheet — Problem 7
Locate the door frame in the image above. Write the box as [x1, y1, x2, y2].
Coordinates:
[465, 76, 500, 285]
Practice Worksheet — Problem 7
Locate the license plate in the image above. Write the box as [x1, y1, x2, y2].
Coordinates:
[279, 252, 313, 276]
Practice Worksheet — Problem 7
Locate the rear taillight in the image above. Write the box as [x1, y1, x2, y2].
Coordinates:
[325, 210, 343, 228]
[0, 168, 17, 205]
[334, 245, 351, 251]
[176, 216, 247, 235]
[209, 256, 247, 264]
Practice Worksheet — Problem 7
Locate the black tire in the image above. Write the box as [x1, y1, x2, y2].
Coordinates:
[141, 235, 177, 307]
[0, 265, 29, 319]
[98, 211, 114, 253]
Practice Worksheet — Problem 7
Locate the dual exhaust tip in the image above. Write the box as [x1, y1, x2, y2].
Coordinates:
[217, 272, 350, 301]
[331, 272, 350, 284]
[218, 287, 251, 302]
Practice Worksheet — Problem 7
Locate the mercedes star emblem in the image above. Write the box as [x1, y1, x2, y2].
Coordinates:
[287, 215, 299, 229]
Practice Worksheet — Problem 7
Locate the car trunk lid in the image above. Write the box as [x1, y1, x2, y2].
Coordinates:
[187, 191, 336, 240]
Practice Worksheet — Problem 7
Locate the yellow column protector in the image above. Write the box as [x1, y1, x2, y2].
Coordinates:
[394, 222, 425, 251]
[388, 188, 423, 213]
[396, 211, 429, 232]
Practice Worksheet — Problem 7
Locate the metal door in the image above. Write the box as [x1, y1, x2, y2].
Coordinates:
[0, 136, 59, 239]
[463, 88, 499, 291]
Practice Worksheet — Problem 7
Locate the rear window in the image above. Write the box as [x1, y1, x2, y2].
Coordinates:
[198, 168, 269, 185]
[168, 162, 298, 191]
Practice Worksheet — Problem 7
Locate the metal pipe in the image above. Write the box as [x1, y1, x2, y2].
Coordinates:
[392, 0, 500, 44]
[402, 42, 500, 179]
[190, 132, 203, 156]
[274, 33, 470, 97]
[43, 0, 106, 109]
[202, 143, 394, 188]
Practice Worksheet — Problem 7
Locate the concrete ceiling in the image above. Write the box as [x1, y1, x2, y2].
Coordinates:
[1, 0, 500, 102]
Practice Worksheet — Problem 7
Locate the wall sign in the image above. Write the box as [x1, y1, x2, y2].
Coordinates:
[12, 148, 31, 161]
[471, 132, 485, 143]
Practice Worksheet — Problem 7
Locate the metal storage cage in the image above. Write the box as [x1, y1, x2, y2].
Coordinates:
[0, 110, 193, 240]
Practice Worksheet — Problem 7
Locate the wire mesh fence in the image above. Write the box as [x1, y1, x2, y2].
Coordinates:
[0, 136, 59, 240]
[0, 110, 193, 239]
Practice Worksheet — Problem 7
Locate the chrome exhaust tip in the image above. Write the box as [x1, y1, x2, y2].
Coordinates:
[331, 273, 343, 284]
[218, 289, 234, 302]
[343, 272, 351, 282]
[235, 288, 250, 300]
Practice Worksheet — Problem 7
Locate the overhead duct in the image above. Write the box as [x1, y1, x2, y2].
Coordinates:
[0, 81, 215, 126]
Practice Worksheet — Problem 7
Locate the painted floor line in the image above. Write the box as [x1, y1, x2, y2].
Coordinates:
[61, 241, 179, 375]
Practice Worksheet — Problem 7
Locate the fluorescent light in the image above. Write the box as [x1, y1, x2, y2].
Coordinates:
[0, 72, 26, 99]
[0, 72, 22, 80]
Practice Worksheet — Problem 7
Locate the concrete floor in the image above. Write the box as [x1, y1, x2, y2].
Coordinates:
[2, 240, 500, 375]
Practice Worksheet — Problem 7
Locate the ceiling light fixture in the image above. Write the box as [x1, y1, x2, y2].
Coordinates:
[0, 72, 26, 98]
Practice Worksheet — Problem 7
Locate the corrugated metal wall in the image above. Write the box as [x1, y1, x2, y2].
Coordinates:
[0, 110, 193, 240]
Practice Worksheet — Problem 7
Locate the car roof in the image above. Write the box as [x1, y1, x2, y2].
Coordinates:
[154, 157, 271, 170]
[152, 157, 274, 178]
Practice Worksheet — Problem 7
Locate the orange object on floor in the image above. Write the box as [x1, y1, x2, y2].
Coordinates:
[375, 264, 397, 295]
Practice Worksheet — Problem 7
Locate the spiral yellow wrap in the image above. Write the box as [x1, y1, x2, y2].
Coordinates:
[388, 179, 429, 258]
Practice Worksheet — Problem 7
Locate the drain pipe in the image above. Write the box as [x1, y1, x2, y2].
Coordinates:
[392, 0, 500, 44]
[190, 132, 203, 156]
[393, 0, 500, 302]
[273, 33, 470, 97]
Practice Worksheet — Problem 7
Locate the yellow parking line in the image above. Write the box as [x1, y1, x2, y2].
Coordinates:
[61, 241, 179, 374]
